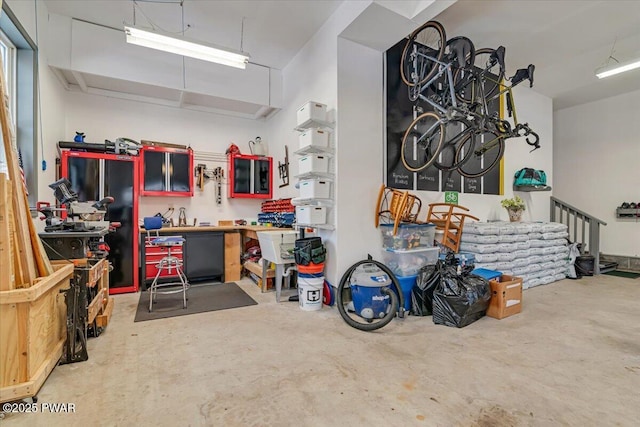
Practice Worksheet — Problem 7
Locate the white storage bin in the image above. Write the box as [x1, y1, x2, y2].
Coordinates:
[296, 206, 327, 224]
[298, 154, 329, 174]
[299, 179, 331, 199]
[297, 101, 327, 127]
[256, 230, 298, 264]
[299, 128, 329, 150]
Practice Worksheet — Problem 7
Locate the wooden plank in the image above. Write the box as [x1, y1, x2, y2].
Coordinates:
[224, 231, 241, 282]
[8, 183, 27, 288]
[16, 303, 28, 384]
[0, 264, 73, 305]
[0, 175, 14, 290]
[95, 297, 114, 328]
[0, 57, 37, 284]
[243, 260, 275, 278]
[87, 288, 105, 324]
[0, 302, 20, 387]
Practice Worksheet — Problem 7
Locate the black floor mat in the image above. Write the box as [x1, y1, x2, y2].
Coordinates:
[134, 282, 258, 322]
[603, 271, 640, 279]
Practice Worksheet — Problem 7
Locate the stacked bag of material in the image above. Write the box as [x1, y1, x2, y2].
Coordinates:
[459, 222, 569, 289]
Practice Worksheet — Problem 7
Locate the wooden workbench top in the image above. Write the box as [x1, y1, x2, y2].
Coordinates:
[139, 225, 292, 233]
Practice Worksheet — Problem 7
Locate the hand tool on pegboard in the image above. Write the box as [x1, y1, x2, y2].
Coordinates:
[278, 145, 289, 188]
[213, 167, 224, 206]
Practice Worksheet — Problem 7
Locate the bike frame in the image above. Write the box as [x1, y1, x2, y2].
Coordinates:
[409, 48, 459, 115]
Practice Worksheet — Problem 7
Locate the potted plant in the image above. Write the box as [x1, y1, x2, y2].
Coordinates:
[501, 195, 526, 222]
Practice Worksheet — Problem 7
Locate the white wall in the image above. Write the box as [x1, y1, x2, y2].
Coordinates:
[336, 37, 384, 280]
[5, 0, 67, 205]
[266, 1, 372, 285]
[554, 89, 640, 257]
[63, 91, 269, 225]
[412, 86, 554, 222]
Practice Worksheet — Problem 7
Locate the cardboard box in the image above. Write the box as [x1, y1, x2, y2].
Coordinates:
[487, 274, 523, 319]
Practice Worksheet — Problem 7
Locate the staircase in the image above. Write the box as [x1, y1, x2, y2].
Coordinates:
[550, 197, 609, 274]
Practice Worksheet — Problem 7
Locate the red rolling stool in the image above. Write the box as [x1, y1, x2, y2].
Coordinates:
[144, 217, 189, 312]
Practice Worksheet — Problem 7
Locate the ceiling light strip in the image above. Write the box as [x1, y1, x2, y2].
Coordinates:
[596, 58, 640, 79]
[124, 25, 250, 69]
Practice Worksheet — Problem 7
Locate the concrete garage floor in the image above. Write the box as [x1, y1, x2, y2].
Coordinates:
[3, 275, 639, 426]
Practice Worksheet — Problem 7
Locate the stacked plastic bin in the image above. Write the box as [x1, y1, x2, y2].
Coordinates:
[379, 224, 439, 310]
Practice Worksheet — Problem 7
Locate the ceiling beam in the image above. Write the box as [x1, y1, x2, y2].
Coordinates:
[71, 71, 88, 92]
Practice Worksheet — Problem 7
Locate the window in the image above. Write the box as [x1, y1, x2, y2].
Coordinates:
[0, 29, 16, 127]
[0, 1, 38, 204]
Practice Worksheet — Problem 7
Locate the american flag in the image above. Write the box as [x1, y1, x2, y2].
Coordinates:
[18, 148, 28, 196]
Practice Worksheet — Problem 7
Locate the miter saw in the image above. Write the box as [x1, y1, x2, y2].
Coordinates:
[39, 178, 115, 232]
[38, 178, 118, 260]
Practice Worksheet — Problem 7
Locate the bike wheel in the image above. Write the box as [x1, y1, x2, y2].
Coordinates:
[400, 20, 446, 87]
[455, 129, 505, 178]
[401, 112, 446, 172]
[433, 118, 475, 171]
[336, 260, 401, 332]
[454, 48, 505, 104]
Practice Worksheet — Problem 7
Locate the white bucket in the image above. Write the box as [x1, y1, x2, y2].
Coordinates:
[298, 274, 324, 311]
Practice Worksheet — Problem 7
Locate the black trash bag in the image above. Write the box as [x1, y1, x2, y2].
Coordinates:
[411, 264, 441, 316]
[432, 266, 491, 328]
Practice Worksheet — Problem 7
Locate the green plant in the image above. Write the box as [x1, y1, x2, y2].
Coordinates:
[501, 195, 526, 211]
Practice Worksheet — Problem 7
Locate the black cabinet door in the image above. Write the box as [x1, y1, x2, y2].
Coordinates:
[169, 152, 191, 192]
[233, 157, 252, 194]
[66, 157, 100, 201]
[104, 159, 135, 290]
[142, 150, 166, 192]
[254, 158, 271, 194]
[184, 232, 224, 281]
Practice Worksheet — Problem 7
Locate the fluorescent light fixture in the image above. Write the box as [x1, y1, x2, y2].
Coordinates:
[124, 25, 250, 69]
[596, 57, 640, 79]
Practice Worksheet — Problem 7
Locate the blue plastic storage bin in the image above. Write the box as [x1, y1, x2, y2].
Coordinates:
[395, 274, 417, 311]
[471, 268, 502, 281]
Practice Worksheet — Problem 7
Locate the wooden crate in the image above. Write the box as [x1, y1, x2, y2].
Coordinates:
[0, 263, 73, 403]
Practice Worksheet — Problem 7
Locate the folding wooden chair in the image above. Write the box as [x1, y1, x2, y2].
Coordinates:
[426, 203, 478, 253]
[375, 185, 422, 235]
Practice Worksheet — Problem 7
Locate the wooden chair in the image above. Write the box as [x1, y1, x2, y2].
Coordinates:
[375, 185, 422, 235]
[426, 203, 479, 253]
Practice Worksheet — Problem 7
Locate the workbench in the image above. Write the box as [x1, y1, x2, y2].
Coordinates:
[139, 225, 290, 286]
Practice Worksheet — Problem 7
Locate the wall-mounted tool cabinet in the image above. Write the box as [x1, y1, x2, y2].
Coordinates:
[61, 150, 139, 294]
[140, 145, 194, 197]
[228, 154, 273, 199]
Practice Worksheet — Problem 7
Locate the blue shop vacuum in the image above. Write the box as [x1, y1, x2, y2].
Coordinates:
[336, 256, 404, 331]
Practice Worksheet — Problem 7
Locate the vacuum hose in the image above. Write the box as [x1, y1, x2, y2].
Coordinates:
[336, 258, 404, 332]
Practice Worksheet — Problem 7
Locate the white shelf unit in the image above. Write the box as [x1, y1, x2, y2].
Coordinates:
[294, 171, 334, 181]
[291, 197, 334, 207]
[293, 103, 335, 231]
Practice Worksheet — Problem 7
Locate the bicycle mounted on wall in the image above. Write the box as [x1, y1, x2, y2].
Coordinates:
[399, 20, 540, 178]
